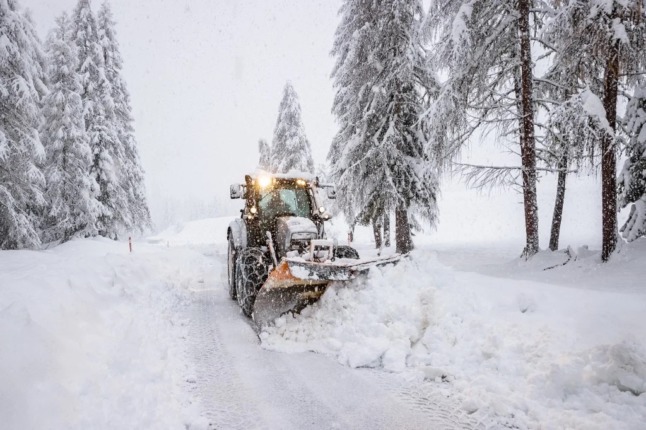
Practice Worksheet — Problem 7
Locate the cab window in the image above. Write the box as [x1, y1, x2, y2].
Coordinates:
[258, 188, 311, 218]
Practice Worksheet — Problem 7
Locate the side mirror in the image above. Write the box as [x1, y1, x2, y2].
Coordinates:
[230, 184, 244, 199]
[326, 186, 337, 200]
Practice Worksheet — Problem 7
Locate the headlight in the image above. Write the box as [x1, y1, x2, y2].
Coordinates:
[319, 207, 325, 213]
[250, 206, 257, 214]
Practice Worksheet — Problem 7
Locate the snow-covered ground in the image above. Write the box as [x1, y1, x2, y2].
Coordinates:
[1, 217, 645, 429]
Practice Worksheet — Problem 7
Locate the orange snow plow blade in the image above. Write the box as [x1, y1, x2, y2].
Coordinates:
[252, 255, 401, 327]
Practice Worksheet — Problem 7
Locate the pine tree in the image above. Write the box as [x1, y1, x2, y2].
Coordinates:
[0, 0, 48, 249]
[545, 0, 646, 260]
[329, 0, 439, 254]
[540, 87, 604, 251]
[72, 0, 125, 238]
[41, 12, 99, 242]
[270, 82, 314, 174]
[426, 0, 549, 258]
[98, 1, 150, 232]
[539, 8, 608, 251]
[618, 84, 646, 241]
[258, 138, 271, 171]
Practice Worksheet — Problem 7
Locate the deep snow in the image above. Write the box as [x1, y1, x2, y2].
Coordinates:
[1, 217, 645, 429]
[0, 238, 204, 429]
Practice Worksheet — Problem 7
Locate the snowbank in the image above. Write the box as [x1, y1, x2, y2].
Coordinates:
[0, 238, 205, 429]
[261, 247, 646, 429]
[148, 216, 235, 247]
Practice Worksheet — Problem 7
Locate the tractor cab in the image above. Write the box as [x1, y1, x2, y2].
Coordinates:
[230, 174, 333, 251]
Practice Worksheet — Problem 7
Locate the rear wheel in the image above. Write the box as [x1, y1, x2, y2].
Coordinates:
[227, 236, 237, 300]
[235, 248, 271, 317]
[334, 245, 360, 259]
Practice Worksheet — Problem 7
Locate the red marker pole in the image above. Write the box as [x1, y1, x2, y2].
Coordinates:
[129, 236, 132, 253]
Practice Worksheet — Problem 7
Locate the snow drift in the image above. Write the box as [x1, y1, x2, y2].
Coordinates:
[261, 246, 646, 429]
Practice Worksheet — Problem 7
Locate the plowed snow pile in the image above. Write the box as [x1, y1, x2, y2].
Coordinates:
[260, 249, 646, 429]
[0, 238, 206, 429]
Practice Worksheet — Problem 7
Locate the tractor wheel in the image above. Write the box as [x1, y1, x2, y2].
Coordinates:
[227, 236, 237, 300]
[235, 247, 271, 317]
[334, 245, 360, 259]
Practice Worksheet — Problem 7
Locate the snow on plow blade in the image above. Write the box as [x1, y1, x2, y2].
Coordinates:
[252, 254, 401, 327]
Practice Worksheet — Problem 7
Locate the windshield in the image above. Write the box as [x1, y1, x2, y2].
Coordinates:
[258, 188, 312, 218]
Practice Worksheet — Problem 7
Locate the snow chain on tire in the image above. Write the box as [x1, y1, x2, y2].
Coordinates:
[235, 247, 271, 317]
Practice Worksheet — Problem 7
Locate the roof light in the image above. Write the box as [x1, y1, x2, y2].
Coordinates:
[296, 178, 307, 187]
[257, 175, 272, 189]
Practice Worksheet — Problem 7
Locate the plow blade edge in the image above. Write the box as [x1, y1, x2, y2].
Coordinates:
[252, 255, 400, 327]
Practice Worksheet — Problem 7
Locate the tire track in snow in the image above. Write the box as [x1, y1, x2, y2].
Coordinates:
[369, 371, 492, 430]
[194, 288, 348, 429]
[188, 289, 264, 429]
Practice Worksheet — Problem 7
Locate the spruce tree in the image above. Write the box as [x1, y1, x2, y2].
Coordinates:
[0, 0, 48, 249]
[270, 82, 314, 174]
[329, 0, 439, 254]
[618, 85, 646, 241]
[98, 1, 150, 232]
[72, 0, 125, 238]
[41, 12, 99, 243]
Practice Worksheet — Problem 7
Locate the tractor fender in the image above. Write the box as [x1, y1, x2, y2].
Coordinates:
[228, 218, 248, 250]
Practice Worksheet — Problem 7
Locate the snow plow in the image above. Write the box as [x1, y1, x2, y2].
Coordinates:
[227, 173, 400, 327]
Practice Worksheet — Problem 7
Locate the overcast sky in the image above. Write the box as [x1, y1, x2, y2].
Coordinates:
[23, 0, 342, 218]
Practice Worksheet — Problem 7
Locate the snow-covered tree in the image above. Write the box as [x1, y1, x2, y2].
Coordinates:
[426, 0, 547, 258]
[98, 1, 150, 232]
[41, 12, 99, 242]
[270, 82, 314, 174]
[619, 85, 646, 241]
[0, 0, 48, 249]
[545, 0, 646, 260]
[329, 0, 439, 253]
[258, 138, 271, 171]
[540, 87, 605, 250]
[72, 0, 125, 238]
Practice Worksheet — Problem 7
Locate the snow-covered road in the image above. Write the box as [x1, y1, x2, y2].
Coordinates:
[183, 245, 479, 429]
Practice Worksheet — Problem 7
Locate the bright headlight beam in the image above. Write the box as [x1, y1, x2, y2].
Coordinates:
[257, 175, 272, 189]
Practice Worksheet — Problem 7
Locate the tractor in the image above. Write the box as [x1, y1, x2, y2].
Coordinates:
[227, 173, 399, 326]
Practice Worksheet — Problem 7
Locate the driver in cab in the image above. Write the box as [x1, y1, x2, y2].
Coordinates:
[260, 190, 294, 220]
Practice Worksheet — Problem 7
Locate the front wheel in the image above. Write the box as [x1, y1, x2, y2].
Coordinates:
[235, 248, 271, 317]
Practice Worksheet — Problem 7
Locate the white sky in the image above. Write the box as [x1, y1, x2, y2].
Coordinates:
[23, 0, 342, 217]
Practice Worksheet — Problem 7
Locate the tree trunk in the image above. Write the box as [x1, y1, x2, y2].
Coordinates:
[601, 36, 620, 262]
[518, 0, 539, 258]
[372, 217, 382, 249]
[395, 206, 413, 254]
[383, 212, 391, 247]
[549, 153, 568, 251]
